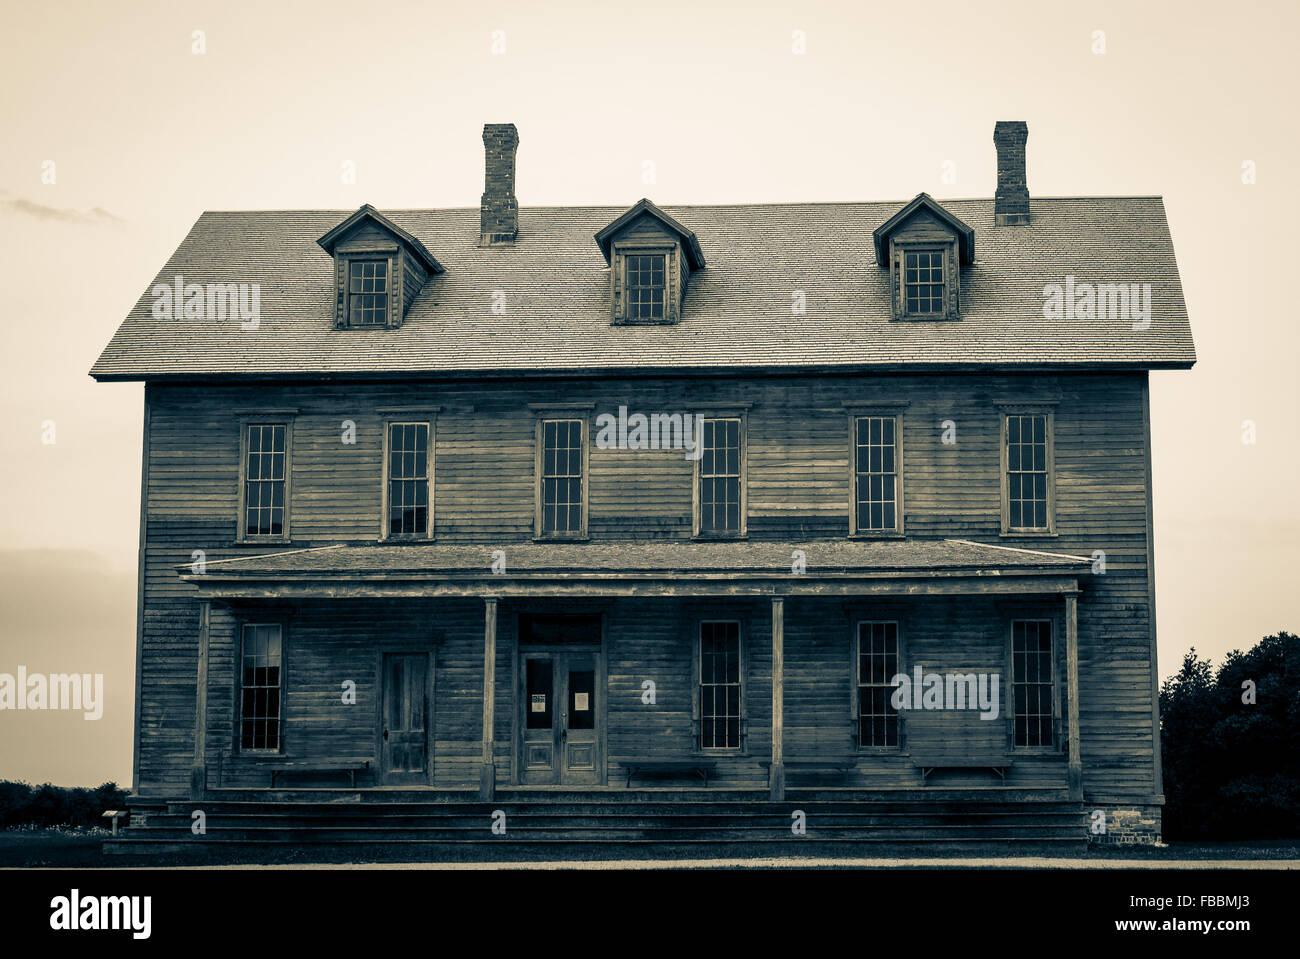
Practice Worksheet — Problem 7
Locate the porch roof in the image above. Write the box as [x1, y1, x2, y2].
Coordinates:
[181, 539, 1092, 599]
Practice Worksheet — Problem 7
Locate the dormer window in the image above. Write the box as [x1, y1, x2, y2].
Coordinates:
[595, 198, 705, 326]
[903, 249, 945, 316]
[348, 259, 389, 326]
[872, 193, 974, 322]
[317, 204, 444, 330]
[626, 253, 667, 320]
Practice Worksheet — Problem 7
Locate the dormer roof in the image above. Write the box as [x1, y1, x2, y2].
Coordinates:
[872, 193, 975, 266]
[594, 198, 705, 271]
[317, 203, 445, 275]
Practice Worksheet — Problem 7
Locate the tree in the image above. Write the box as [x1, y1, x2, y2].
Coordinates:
[1160, 632, 1299, 840]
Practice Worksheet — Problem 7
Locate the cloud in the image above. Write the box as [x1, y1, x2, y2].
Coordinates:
[0, 189, 123, 225]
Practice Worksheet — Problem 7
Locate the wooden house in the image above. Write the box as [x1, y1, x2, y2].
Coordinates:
[92, 121, 1195, 851]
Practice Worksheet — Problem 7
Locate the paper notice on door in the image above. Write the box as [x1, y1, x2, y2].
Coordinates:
[575, 693, 589, 711]
[531, 694, 546, 712]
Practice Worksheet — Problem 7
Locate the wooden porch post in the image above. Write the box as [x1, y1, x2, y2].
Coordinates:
[1065, 592, 1082, 800]
[480, 597, 498, 800]
[770, 597, 785, 801]
[189, 600, 211, 799]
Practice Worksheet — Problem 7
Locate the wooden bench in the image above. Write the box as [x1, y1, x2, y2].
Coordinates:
[622, 759, 716, 787]
[253, 759, 371, 788]
[761, 758, 858, 782]
[911, 753, 1010, 784]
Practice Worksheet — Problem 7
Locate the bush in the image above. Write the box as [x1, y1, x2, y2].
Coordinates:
[0, 781, 127, 830]
[1160, 631, 1300, 840]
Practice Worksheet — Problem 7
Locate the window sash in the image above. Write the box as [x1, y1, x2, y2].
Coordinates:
[243, 423, 287, 538]
[625, 253, 666, 320]
[903, 249, 945, 314]
[240, 623, 282, 752]
[540, 419, 584, 536]
[854, 415, 899, 532]
[857, 622, 900, 748]
[348, 259, 388, 326]
[386, 422, 430, 538]
[1006, 413, 1049, 529]
[698, 417, 742, 534]
[1011, 620, 1054, 748]
[698, 621, 742, 749]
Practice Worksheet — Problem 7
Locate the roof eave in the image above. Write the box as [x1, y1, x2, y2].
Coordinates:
[87, 357, 1197, 384]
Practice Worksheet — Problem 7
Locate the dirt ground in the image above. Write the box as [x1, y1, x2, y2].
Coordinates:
[1, 830, 1297, 869]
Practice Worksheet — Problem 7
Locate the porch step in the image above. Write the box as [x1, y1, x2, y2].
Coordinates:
[106, 795, 1089, 855]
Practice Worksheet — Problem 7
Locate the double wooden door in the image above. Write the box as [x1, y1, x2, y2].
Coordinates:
[520, 651, 600, 785]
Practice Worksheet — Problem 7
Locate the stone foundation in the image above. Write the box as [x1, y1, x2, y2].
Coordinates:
[1087, 803, 1162, 844]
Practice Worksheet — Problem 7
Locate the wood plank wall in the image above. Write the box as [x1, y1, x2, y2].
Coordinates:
[137, 371, 1157, 800]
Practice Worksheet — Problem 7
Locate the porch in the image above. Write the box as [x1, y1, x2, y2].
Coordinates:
[180, 539, 1092, 803]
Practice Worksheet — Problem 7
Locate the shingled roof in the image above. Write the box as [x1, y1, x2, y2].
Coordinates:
[90, 196, 1195, 381]
[182, 539, 1093, 580]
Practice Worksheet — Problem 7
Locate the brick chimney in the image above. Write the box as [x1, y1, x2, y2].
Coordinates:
[993, 121, 1030, 225]
[480, 123, 519, 245]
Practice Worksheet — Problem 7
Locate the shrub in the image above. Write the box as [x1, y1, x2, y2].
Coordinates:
[0, 781, 128, 830]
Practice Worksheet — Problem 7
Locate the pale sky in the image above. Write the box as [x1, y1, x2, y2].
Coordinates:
[0, 0, 1296, 785]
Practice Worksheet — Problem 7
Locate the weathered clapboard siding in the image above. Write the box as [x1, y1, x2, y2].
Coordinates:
[132, 370, 1158, 803]
[603, 598, 773, 787]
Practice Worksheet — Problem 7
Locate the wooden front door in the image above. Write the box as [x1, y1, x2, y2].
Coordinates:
[382, 653, 428, 785]
[520, 651, 600, 785]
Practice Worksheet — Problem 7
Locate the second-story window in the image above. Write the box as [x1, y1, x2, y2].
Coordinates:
[1003, 410, 1054, 533]
[539, 418, 585, 537]
[243, 423, 288, 538]
[853, 414, 900, 534]
[386, 422, 431, 538]
[903, 249, 945, 316]
[625, 253, 666, 320]
[697, 417, 744, 536]
[348, 259, 388, 326]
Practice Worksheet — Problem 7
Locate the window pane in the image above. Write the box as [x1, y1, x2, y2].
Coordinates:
[540, 419, 583, 535]
[240, 624, 283, 751]
[348, 260, 389, 325]
[1012, 620, 1054, 747]
[626, 254, 668, 321]
[387, 422, 431, 537]
[1005, 414, 1049, 530]
[244, 424, 287, 537]
[858, 622, 900, 747]
[903, 250, 945, 314]
[699, 622, 741, 749]
[854, 416, 900, 532]
[699, 418, 742, 534]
